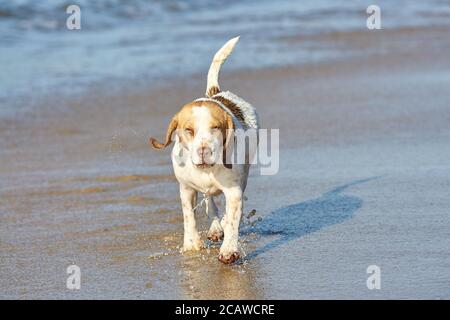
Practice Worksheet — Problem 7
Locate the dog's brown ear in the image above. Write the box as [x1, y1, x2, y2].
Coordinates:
[150, 115, 178, 150]
[222, 114, 234, 169]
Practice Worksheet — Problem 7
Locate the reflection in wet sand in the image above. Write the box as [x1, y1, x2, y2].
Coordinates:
[0, 167, 185, 298]
[178, 243, 264, 299]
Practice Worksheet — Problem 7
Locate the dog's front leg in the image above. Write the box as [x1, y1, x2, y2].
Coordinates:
[218, 187, 243, 264]
[180, 183, 202, 251]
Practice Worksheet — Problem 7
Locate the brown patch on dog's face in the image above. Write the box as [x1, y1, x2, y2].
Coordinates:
[149, 100, 234, 169]
[175, 102, 196, 147]
[149, 102, 196, 150]
[198, 100, 231, 136]
[197, 101, 234, 169]
[175, 100, 231, 146]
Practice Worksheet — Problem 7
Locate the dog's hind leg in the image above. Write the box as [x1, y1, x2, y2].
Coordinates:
[206, 197, 224, 242]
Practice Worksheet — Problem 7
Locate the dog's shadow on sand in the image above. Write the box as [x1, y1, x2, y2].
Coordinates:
[241, 177, 378, 262]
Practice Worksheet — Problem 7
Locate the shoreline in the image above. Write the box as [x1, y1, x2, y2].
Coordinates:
[2, 24, 450, 121]
[2, 24, 450, 175]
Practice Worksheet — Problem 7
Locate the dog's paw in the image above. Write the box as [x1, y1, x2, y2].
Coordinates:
[207, 230, 224, 242]
[218, 252, 240, 264]
[207, 220, 224, 242]
[182, 237, 203, 252]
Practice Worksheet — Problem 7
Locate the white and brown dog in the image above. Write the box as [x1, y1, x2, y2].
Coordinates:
[150, 37, 259, 264]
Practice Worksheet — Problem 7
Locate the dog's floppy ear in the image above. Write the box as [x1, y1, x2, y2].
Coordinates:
[149, 115, 178, 150]
[222, 114, 234, 169]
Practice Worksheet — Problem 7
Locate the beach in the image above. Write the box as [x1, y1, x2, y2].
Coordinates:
[1, 3, 450, 299]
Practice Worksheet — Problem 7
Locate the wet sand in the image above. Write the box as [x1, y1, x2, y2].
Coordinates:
[1, 26, 450, 299]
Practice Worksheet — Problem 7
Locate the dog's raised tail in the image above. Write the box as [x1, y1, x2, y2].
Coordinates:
[206, 36, 240, 97]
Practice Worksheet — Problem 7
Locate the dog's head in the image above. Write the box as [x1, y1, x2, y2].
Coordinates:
[150, 100, 234, 169]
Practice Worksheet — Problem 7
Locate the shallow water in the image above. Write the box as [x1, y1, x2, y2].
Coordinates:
[1, 0, 450, 115]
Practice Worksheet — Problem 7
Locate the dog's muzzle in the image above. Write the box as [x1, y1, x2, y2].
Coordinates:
[195, 146, 215, 168]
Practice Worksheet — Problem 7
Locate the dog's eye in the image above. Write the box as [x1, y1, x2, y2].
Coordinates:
[185, 128, 194, 136]
[211, 126, 220, 130]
